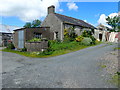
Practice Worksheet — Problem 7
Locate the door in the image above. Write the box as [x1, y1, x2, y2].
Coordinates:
[99, 34, 102, 41]
[18, 30, 24, 48]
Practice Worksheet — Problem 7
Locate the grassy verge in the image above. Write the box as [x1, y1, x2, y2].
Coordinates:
[2, 41, 102, 58]
[109, 72, 120, 87]
[114, 47, 120, 50]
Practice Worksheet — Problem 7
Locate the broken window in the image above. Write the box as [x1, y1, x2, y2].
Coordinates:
[34, 33, 42, 39]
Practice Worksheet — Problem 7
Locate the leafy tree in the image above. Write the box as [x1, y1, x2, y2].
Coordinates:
[106, 16, 120, 32]
[23, 22, 32, 28]
[32, 19, 41, 27]
[23, 19, 41, 28]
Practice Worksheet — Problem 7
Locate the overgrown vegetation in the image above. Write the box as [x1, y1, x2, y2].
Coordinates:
[7, 43, 15, 49]
[2, 27, 102, 58]
[28, 38, 41, 42]
[109, 72, 120, 86]
[114, 47, 120, 50]
[2, 40, 101, 58]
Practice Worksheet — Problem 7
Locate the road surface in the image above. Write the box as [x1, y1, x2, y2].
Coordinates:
[1, 43, 118, 88]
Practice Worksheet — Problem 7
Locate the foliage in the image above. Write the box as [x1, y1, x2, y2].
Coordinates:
[75, 35, 84, 42]
[42, 48, 54, 55]
[81, 30, 96, 44]
[23, 19, 41, 28]
[90, 36, 96, 44]
[2, 40, 101, 58]
[106, 16, 120, 32]
[28, 38, 41, 42]
[21, 48, 27, 52]
[64, 27, 77, 42]
[23, 22, 32, 28]
[81, 37, 92, 46]
[7, 43, 15, 49]
[82, 30, 92, 37]
[32, 19, 41, 27]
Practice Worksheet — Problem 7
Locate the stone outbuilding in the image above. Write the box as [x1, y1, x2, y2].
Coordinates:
[13, 27, 53, 49]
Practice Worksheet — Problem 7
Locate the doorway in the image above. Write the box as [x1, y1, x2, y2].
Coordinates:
[99, 34, 102, 41]
[18, 30, 24, 48]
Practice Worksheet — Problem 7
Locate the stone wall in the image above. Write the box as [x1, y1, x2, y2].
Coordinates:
[41, 13, 63, 40]
[25, 41, 48, 52]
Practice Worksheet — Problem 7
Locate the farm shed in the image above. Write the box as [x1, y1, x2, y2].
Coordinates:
[13, 27, 53, 49]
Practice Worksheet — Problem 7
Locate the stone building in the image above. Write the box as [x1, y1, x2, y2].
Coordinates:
[0, 32, 13, 46]
[41, 5, 95, 41]
[13, 27, 53, 49]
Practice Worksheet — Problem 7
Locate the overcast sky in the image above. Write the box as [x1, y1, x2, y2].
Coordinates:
[0, 0, 118, 27]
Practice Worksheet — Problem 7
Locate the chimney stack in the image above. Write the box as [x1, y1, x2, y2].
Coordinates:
[48, 5, 55, 14]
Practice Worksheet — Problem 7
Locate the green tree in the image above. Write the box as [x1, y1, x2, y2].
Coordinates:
[23, 19, 41, 28]
[23, 22, 32, 28]
[32, 19, 41, 27]
[106, 16, 120, 32]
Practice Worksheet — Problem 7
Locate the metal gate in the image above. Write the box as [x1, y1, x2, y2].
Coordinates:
[18, 30, 24, 48]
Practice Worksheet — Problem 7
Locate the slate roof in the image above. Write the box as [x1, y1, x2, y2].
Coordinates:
[55, 13, 95, 29]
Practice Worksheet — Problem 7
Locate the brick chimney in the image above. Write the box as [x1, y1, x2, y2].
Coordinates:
[48, 5, 55, 14]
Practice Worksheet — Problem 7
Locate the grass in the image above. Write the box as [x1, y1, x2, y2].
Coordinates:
[109, 73, 120, 87]
[114, 47, 120, 50]
[100, 65, 107, 68]
[2, 41, 102, 58]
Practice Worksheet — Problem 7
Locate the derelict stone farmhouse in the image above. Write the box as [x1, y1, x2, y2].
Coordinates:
[13, 5, 95, 49]
[41, 5, 95, 41]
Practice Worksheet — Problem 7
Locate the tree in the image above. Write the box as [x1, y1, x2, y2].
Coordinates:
[32, 19, 41, 27]
[23, 22, 32, 28]
[106, 16, 120, 32]
[23, 19, 41, 28]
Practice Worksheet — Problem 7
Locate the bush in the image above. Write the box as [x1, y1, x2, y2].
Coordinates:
[81, 37, 92, 46]
[42, 48, 54, 55]
[7, 43, 15, 49]
[21, 48, 27, 52]
[82, 30, 92, 37]
[28, 38, 41, 42]
[75, 35, 84, 42]
[64, 27, 77, 42]
[90, 36, 96, 44]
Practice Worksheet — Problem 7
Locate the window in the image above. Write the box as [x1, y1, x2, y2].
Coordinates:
[34, 32, 42, 39]
[54, 32, 58, 40]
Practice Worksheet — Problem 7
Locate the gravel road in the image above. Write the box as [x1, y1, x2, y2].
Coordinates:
[1, 43, 118, 88]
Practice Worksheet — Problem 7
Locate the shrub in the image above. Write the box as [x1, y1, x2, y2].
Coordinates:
[90, 36, 96, 44]
[7, 43, 15, 49]
[64, 27, 77, 42]
[82, 30, 92, 37]
[82, 30, 96, 45]
[42, 48, 54, 55]
[75, 35, 84, 42]
[28, 38, 41, 42]
[21, 48, 27, 52]
[81, 37, 92, 46]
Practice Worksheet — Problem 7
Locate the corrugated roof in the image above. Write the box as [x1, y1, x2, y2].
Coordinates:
[55, 13, 95, 29]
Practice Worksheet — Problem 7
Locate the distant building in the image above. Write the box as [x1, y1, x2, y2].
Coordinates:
[0, 24, 21, 46]
[0, 32, 13, 46]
